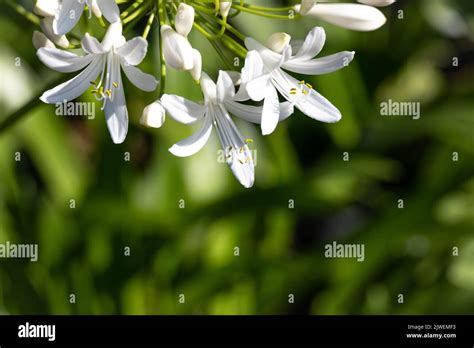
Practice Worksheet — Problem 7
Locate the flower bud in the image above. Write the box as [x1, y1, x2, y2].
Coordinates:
[175, 3, 195, 37]
[34, 0, 59, 17]
[161, 25, 194, 70]
[266, 32, 291, 53]
[32, 30, 55, 49]
[40, 18, 69, 48]
[140, 101, 166, 128]
[296, 3, 386, 31]
[357, 0, 396, 7]
[219, 2, 232, 18]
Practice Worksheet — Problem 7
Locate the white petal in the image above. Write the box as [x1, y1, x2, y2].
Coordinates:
[40, 17, 69, 48]
[245, 74, 271, 102]
[357, 0, 396, 7]
[140, 101, 166, 128]
[225, 100, 294, 124]
[34, 0, 59, 17]
[233, 50, 264, 101]
[292, 26, 325, 61]
[200, 72, 217, 105]
[160, 94, 205, 124]
[82, 33, 105, 54]
[260, 85, 280, 135]
[216, 70, 235, 103]
[101, 22, 123, 51]
[53, 0, 85, 35]
[212, 105, 254, 188]
[225, 71, 241, 85]
[175, 3, 195, 37]
[189, 49, 202, 81]
[283, 51, 355, 75]
[33, 31, 55, 49]
[116, 37, 148, 65]
[96, 0, 121, 23]
[40, 58, 103, 104]
[37, 47, 94, 73]
[272, 68, 341, 123]
[104, 74, 128, 144]
[301, 3, 387, 31]
[121, 62, 158, 92]
[169, 115, 213, 157]
[161, 25, 194, 70]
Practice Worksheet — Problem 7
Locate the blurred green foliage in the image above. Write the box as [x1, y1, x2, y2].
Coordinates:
[0, 0, 473, 315]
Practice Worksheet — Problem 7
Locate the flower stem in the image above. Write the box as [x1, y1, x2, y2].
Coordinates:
[157, 0, 167, 96]
[142, 13, 155, 39]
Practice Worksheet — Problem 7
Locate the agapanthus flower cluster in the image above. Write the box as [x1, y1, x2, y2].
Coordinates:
[30, 0, 395, 188]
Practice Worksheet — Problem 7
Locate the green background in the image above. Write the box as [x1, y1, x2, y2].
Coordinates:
[0, 0, 473, 314]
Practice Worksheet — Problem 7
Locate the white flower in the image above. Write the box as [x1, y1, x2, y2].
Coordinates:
[53, 0, 120, 35]
[160, 71, 293, 188]
[141, 101, 166, 128]
[33, 31, 55, 50]
[37, 22, 158, 144]
[295, 2, 387, 31]
[240, 27, 354, 135]
[161, 3, 202, 81]
[357, 0, 396, 7]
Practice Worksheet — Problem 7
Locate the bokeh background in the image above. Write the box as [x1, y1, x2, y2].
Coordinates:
[0, 0, 473, 315]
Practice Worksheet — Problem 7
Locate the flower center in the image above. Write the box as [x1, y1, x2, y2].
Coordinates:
[90, 51, 120, 109]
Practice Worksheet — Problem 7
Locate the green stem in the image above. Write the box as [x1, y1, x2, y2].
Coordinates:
[157, 0, 167, 96]
[232, 4, 299, 20]
[6, 0, 40, 25]
[142, 13, 155, 39]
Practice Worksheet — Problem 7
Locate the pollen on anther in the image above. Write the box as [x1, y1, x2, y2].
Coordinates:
[113, 82, 118, 88]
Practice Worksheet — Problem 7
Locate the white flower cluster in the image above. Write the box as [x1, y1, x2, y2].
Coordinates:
[33, 0, 394, 188]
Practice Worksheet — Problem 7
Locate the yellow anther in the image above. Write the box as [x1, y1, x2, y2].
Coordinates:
[290, 91, 297, 95]
[302, 89, 309, 95]
[105, 90, 112, 97]
[113, 82, 118, 88]
[245, 138, 253, 144]
[299, 80, 305, 85]
[306, 83, 313, 89]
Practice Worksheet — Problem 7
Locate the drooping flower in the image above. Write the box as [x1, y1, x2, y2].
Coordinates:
[161, 3, 202, 81]
[34, 1, 69, 48]
[38, 22, 158, 143]
[295, 1, 388, 31]
[239, 27, 354, 135]
[53, 0, 121, 35]
[159, 71, 294, 188]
